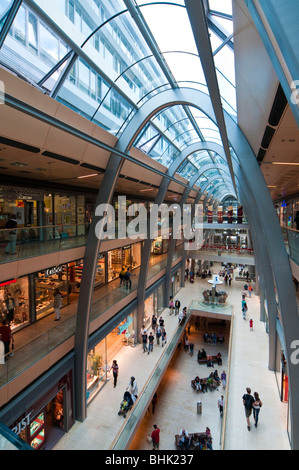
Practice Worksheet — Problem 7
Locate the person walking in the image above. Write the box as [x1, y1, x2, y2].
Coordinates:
[151, 424, 160, 450]
[221, 370, 226, 389]
[124, 268, 135, 289]
[155, 325, 162, 345]
[253, 392, 263, 427]
[119, 268, 126, 287]
[175, 299, 181, 315]
[249, 318, 253, 331]
[218, 395, 224, 417]
[169, 297, 174, 315]
[161, 329, 167, 347]
[126, 376, 138, 402]
[189, 342, 194, 356]
[242, 387, 254, 430]
[142, 330, 148, 353]
[242, 300, 247, 320]
[248, 284, 253, 297]
[53, 289, 62, 321]
[111, 360, 119, 388]
[4, 214, 17, 255]
[148, 331, 154, 354]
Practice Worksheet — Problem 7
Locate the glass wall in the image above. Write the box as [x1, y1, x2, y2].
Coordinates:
[87, 312, 136, 404]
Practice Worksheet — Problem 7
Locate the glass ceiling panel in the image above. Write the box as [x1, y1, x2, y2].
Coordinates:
[0, 0, 14, 33]
[149, 136, 179, 167]
[0, 3, 70, 85]
[177, 160, 198, 180]
[56, 55, 134, 134]
[0, 0, 238, 178]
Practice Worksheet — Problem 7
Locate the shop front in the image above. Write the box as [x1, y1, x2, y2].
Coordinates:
[9, 371, 73, 450]
[107, 243, 141, 282]
[86, 312, 136, 404]
[170, 270, 180, 298]
[151, 237, 169, 255]
[143, 284, 165, 329]
[0, 277, 30, 332]
[35, 265, 68, 320]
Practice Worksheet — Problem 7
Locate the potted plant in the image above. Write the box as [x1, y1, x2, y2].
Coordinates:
[91, 354, 102, 377]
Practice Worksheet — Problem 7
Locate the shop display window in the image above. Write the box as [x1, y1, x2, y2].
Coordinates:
[30, 412, 46, 450]
[35, 266, 67, 319]
[108, 243, 141, 282]
[0, 277, 29, 330]
[108, 248, 122, 282]
[86, 313, 135, 404]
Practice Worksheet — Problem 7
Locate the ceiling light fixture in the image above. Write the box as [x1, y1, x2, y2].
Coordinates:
[140, 188, 154, 192]
[78, 173, 98, 179]
[271, 162, 299, 166]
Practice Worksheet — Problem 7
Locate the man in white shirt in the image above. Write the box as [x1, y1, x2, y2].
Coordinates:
[218, 395, 224, 416]
[178, 429, 190, 449]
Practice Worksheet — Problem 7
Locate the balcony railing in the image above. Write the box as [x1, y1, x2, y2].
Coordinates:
[0, 223, 90, 265]
[0, 248, 182, 389]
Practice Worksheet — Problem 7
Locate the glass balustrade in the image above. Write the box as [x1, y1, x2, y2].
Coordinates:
[0, 223, 90, 264]
[0, 247, 182, 389]
[111, 308, 192, 450]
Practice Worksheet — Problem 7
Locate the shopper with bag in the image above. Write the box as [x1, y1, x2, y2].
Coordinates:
[150, 424, 160, 450]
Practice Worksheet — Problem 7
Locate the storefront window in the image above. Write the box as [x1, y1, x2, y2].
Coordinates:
[171, 270, 180, 298]
[87, 313, 135, 404]
[107, 243, 141, 282]
[151, 237, 169, 255]
[54, 194, 76, 236]
[108, 248, 122, 282]
[144, 295, 154, 329]
[0, 277, 29, 331]
[131, 242, 141, 269]
[10, 373, 72, 450]
[35, 265, 68, 320]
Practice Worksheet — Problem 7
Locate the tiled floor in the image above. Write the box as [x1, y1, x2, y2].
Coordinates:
[54, 264, 291, 451]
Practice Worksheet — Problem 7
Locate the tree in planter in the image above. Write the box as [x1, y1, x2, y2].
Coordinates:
[91, 354, 102, 377]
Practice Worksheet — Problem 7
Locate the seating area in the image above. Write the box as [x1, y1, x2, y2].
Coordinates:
[203, 332, 225, 344]
[174, 432, 212, 450]
[191, 370, 221, 392]
[197, 349, 222, 366]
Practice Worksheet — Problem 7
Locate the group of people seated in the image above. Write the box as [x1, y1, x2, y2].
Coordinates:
[178, 428, 213, 450]
[203, 332, 224, 344]
[191, 370, 221, 392]
[197, 349, 222, 366]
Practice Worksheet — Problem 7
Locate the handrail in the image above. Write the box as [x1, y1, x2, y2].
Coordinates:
[0, 222, 90, 233]
[219, 306, 234, 449]
[0, 252, 182, 389]
[110, 306, 193, 450]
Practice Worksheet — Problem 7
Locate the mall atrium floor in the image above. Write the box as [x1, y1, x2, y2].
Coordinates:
[50, 266, 291, 451]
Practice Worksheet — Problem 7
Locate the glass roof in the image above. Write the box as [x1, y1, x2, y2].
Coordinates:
[0, 0, 238, 201]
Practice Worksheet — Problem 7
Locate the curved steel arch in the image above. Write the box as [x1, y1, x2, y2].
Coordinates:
[75, 86, 299, 448]
[200, 174, 235, 196]
[208, 180, 234, 195]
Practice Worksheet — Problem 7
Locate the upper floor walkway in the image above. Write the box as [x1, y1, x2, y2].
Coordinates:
[0, 249, 182, 404]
